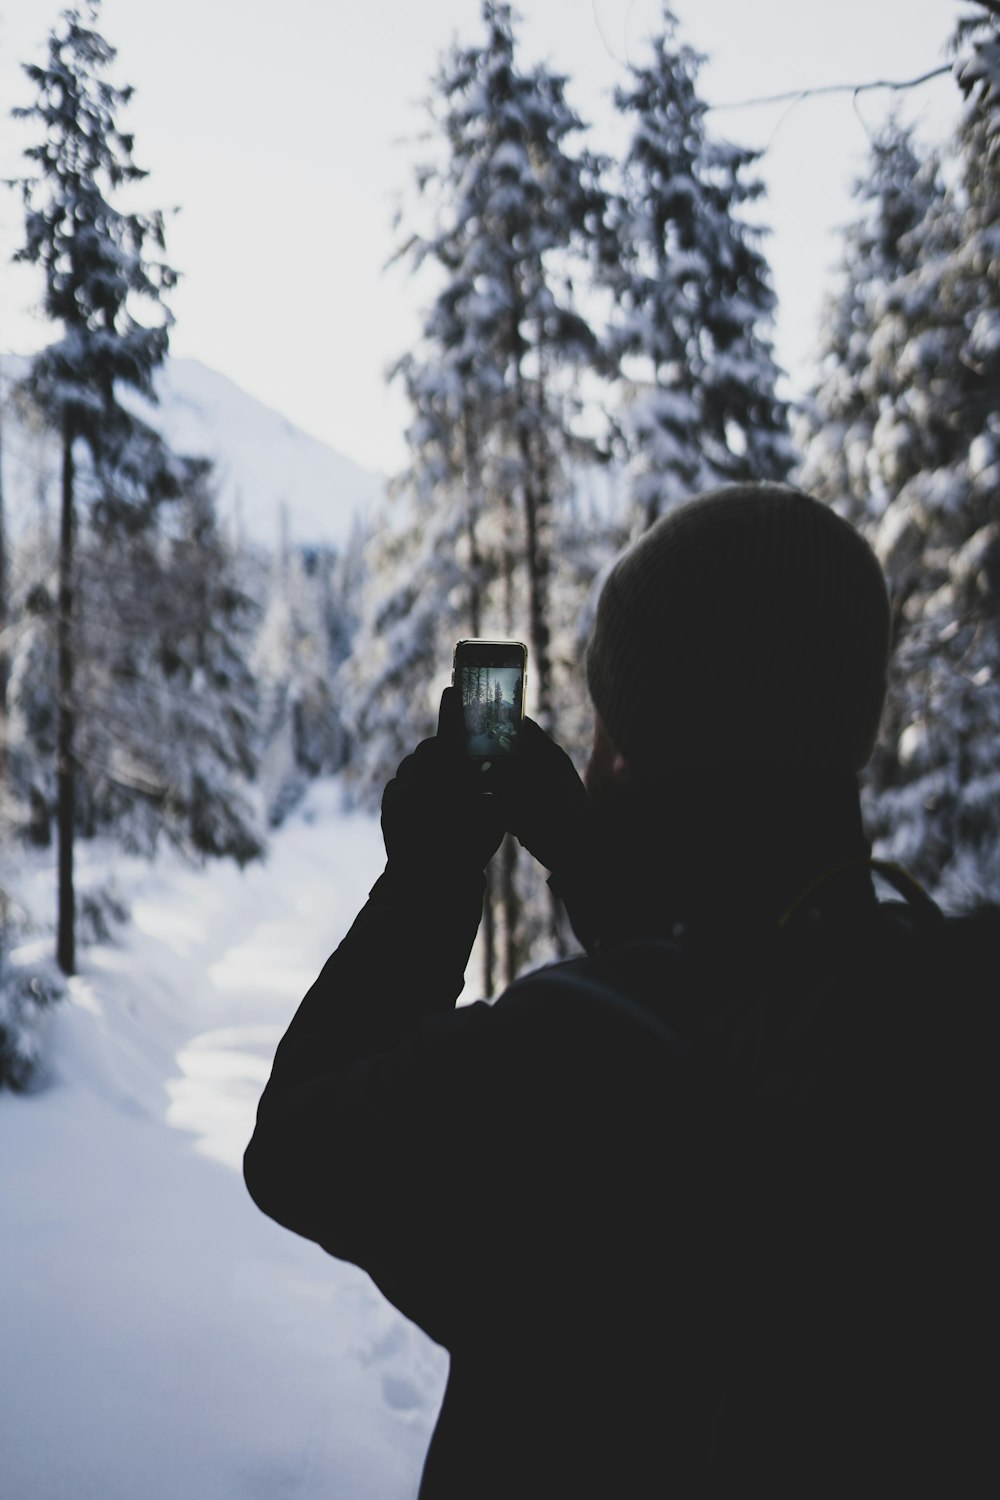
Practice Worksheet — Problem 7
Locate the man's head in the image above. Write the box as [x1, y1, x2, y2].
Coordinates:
[585, 484, 892, 790]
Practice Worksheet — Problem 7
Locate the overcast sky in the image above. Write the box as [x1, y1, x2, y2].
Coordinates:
[0, 0, 964, 474]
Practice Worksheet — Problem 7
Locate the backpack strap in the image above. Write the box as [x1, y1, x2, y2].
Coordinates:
[777, 856, 944, 931]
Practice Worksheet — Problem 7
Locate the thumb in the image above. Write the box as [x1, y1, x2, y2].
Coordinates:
[437, 684, 465, 752]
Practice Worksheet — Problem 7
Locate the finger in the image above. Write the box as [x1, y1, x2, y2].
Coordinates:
[388, 745, 427, 785]
[380, 774, 401, 822]
[519, 716, 568, 756]
[437, 684, 466, 753]
[518, 715, 576, 774]
[385, 755, 412, 797]
[519, 715, 546, 745]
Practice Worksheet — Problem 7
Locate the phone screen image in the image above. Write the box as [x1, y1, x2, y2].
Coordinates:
[454, 640, 527, 758]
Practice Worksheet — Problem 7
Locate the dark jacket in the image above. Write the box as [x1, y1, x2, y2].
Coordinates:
[244, 867, 994, 1498]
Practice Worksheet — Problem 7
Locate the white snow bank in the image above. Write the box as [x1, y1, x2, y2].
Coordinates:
[0, 780, 447, 1500]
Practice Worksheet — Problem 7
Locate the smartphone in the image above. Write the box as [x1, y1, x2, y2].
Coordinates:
[452, 639, 528, 760]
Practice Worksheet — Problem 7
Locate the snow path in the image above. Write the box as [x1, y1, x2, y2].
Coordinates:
[0, 780, 447, 1500]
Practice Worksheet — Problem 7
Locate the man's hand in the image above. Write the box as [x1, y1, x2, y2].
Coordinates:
[500, 717, 591, 876]
[380, 686, 506, 881]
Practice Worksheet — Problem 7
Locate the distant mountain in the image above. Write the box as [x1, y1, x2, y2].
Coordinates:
[0, 354, 386, 550]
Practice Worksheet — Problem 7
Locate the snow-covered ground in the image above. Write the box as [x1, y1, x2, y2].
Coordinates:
[0, 780, 447, 1500]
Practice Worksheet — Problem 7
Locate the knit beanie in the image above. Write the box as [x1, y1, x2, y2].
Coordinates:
[585, 483, 891, 773]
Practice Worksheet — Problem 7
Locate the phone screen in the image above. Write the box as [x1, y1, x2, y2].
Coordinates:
[453, 639, 527, 759]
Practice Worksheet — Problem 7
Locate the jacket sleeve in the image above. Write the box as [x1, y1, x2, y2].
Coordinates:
[242, 862, 507, 1328]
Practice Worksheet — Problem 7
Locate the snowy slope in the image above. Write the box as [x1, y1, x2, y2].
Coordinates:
[151, 358, 386, 549]
[0, 353, 386, 550]
[0, 781, 445, 1500]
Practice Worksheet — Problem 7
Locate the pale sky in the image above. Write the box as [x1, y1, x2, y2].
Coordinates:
[0, 0, 963, 475]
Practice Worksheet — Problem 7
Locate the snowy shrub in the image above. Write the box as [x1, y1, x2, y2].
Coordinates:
[77, 884, 129, 947]
[0, 947, 64, 1092]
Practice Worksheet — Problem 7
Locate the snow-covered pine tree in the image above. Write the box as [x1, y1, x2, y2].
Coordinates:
[871, 4, 1000, 903]
[338, 385, 511, 990]
[348, 0, 614, 989]
[955, 1, 1000, 151]
[4, 516, 67, 849]
[797, 119, 947, 527]
[1, 454, 263, 866]
[609, 5, 795, 531]
[390, 0, 609, 729]
[0, 359, 9, 777]
[803, 7, 1000, 902]
[253, 528, 354, 826]
[72, 458, 263, 863]
[10, 1, 184, 972]
[0, 366, 59, 1086]
[795, 117, 953, 884]
[339, 360, 483, 812]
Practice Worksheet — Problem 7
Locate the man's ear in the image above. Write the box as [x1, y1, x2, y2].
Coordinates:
[586, 713, 632, 796]
[598, 715, 632, 783]
[610, 747, 632, 785]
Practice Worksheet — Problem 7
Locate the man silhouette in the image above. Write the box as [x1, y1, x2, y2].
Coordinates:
[245, 483, 992, 1497]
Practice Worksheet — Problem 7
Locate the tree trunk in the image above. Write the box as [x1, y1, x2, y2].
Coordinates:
[515, 365, 553, 731]
[521, 465, 552, 724]
[56, 420, 77, 976]
[0, 364, 9, 784]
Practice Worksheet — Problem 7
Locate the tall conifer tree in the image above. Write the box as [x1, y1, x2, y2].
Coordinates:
[802, 6, 1000, 901]
[390, 0, 607, 728]
[12, 2, 184, 971]
[609, 6, 795, 528]
[349, 0, 612, 989]
[69, 459, 262, 863]
[798, 120, 946, 526]
[869, 7, 1000, 900]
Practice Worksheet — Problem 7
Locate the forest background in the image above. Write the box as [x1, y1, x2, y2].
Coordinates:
[1, 0, 999, 1084]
